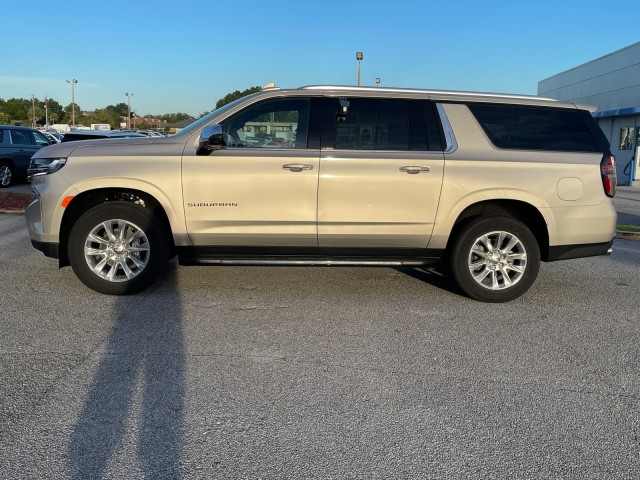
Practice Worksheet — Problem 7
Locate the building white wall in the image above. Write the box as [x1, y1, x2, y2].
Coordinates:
[538, 42, 640, 114]
[538, 42, 640, 184]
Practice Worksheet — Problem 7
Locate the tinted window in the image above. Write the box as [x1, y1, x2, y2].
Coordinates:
[324, 98, 442, 151]
[10, 129, 34, 146]
[222, 98, 310, 149]
[0, 130, 4, 144]
[333, 98, 408, 150]
[468, 104, 601, 152]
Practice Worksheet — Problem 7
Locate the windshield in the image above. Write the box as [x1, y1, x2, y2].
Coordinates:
[177, 95, 259, 135]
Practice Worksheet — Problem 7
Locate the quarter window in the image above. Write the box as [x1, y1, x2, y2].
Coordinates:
[468, 104, 601, 152]
[222, 98, 310, 149]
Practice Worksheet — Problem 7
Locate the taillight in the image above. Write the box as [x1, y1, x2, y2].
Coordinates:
[600, 155, 617, 198]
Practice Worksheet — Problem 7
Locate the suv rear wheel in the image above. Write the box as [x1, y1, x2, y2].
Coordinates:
[0, 162, 13, 187]
[68, 202, 169, 295]
[449, 216, 540, 302]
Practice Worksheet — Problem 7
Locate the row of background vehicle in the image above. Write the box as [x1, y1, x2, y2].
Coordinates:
[0, 125, 166, 187]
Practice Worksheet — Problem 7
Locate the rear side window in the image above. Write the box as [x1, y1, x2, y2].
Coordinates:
[10, 129, 34, 146]
[468, 104, 602, 153]
[323, 98, 443, 151]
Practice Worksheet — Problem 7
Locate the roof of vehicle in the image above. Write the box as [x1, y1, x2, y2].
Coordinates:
[0, 125, 39, 130]
[294, 85, 593, 110]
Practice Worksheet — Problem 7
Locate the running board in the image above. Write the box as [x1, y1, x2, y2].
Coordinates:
[178, 255, 440, 267]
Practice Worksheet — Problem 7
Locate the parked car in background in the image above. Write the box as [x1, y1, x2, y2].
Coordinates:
[0, 126, 52, 187]
[60, 130, 148, 142]
[40, 130, 62, 144]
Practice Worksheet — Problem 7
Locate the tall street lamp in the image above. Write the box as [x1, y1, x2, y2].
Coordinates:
[66, 79, 78, 126]
[356, 51, 364, 86]
[125, 92, 134, 129]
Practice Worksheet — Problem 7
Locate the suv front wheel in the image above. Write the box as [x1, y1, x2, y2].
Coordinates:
[449, 216, 540, 303]
[68, 202, 169, 295]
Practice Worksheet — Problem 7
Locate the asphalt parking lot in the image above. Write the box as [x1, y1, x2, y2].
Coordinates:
[1, 213, 639, 479]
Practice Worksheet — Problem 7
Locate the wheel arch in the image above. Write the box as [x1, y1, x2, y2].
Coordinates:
[59, 188, 175, 267]
[444, 199, 551, 261]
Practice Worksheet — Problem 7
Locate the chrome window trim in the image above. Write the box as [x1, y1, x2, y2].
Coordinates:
[436, 103, 458, 154]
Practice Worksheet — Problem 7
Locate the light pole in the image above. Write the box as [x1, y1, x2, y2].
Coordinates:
[356, 51, 363, 86]
[125, 92, 134, 129]
[66, 79, 78, 126]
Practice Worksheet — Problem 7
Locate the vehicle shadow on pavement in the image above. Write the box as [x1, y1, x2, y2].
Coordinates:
[68, 266, 185, 479]
[396, 264, 460, 296]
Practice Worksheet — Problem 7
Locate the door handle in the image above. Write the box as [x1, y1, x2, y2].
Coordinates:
[282, 163, 313, 172]
[399, 166, 430, 174]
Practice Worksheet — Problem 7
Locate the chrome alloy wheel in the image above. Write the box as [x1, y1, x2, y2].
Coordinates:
[0, 165, 11, 187]
[468, 230, 527, 290]
[83, 219, 150, 282]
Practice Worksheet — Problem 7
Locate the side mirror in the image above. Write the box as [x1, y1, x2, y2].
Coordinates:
[198, 124, 225, 154]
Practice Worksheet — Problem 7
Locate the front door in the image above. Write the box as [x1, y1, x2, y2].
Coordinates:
[183, 97, 320, 247]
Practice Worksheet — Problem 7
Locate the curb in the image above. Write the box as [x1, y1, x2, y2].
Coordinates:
[0, 209, 25, 215]
[616, 230, 640, 241]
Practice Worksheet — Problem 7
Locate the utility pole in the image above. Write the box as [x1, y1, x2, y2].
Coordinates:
[31, 94, 36, 128]
[44, 95, 49, 127]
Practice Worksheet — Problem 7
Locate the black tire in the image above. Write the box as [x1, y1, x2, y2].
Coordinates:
[449, 216, 540, 303]
[68, 201, 170, 295]
[0, 161, 13, 188]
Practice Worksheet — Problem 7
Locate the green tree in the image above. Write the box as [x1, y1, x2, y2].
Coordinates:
[46, 99, 64, 125]
[3, 98, 32, 124]
[105, 102, 129, 117]
[83, 109, 121, 129]
[158, 112, 194, 124]
[63, 103, 83, 124]
[215, 86, 261, 109]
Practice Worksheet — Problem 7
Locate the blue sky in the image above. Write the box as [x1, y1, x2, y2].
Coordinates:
[3, 0, 640, 117]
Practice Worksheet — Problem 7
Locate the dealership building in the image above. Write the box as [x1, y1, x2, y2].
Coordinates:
[538, 42, 640, 185]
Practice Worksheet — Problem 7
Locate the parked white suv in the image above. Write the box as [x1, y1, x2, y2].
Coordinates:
[26, 85, 617, 302]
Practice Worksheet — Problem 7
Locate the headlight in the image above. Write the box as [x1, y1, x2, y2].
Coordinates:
[27, 157, 67, 178]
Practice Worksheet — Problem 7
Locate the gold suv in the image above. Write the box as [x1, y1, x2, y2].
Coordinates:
[26, 85, 617, 302]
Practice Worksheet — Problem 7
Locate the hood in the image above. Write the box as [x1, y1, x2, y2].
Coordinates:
[32, 136, 162, 159]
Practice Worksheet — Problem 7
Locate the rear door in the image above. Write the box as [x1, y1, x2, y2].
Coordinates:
[318, 97, 445, 249]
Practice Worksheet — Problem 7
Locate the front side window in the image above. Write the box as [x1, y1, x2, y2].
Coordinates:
[32, 130, 50, 146]
[221, 98, 310, 149]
